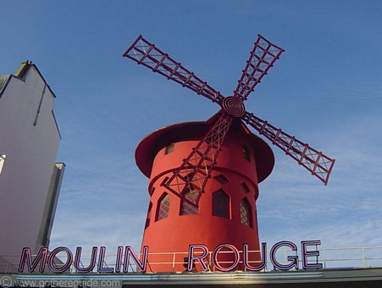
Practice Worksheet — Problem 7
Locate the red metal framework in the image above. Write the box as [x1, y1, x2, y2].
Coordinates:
[242, 112, 335, 184]
[124, 34, 335, 197]
[233, 35, 284, 101]
[161, 112, 233, 196]
[124, 35, 224, 105]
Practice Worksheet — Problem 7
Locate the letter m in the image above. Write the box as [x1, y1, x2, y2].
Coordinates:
[18, 247, 48, 273]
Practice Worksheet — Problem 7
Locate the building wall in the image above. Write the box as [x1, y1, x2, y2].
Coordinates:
[0, 63, 62, 270]
[141, 124, 263, 272]
[36, 162, 65, 247]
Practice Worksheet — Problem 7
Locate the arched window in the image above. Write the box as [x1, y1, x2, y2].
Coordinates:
[145, 202, 152, 229]
[212, 190, 229, 219]
[214, 174, 229, 184]
[240, 198, 253, 228]
[180, 188, 200, 215]
[156, 193, 170, 221]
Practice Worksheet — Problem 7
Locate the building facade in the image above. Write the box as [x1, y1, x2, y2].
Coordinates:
[0, 61, 64, 272]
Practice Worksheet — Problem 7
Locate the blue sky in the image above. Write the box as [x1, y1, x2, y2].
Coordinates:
[1, 0, 382, 263]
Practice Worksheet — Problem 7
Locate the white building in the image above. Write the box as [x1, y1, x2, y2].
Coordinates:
[0, 61, 65, 272]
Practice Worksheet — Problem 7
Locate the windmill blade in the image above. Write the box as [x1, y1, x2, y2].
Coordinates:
[161, 112, 233, 201]
[233, 35, 284, 101]
[124, 35, 224, 105]
[242, 112, 335, 185]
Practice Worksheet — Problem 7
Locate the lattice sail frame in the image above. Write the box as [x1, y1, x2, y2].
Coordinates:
[124, 34, 335, 195]
[234, 35, 284, 100]
[124, 35, 224, 105]
[242, 112, 335, 184]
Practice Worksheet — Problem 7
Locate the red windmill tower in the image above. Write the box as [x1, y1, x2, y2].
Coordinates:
[123, 35, 335, 272]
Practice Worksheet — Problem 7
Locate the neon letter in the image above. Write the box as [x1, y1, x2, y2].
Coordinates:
[212, 244, 240, 272]
[187, 244, 209, 272]
[123, 246, 148, 273]
[18, 247, 48, 273]
[73, 247, 97, 273]
[115, 246, 124, 273]
[97, 246, 114, 273]
[47, 247, 73, 273]
[301, 240, 323, 270]
[243, 242, 267, 271]
[270, 241, 298, 271]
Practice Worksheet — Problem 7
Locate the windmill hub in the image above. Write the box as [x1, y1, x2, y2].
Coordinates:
[222, 96, 245, 117]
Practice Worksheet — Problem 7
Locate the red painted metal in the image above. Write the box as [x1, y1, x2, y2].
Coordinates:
[233, 34, 284, 101]
[123, 34, 335, 186]
[162, 112, 233, 197]
[134, 119, 274, 183]
[243, 112, 335, 185]
[123, 35, 224, 105]
[222, 96, 245, 117]
[135, 119, 274, 272]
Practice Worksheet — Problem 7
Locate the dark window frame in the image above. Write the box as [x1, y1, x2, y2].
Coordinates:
[240, 198, 253, 228]
[156, 193, 170, 221]
[145, 202, 153, 229]
[180, 187, 201, 215]
[212, 189, 230, 219]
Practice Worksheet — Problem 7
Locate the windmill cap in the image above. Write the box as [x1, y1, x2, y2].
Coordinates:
[135, 116, 275, 183]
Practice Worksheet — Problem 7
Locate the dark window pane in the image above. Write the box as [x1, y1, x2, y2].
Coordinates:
[240, 199, 253, 228]
[156, 194, 170, 221]
[145, 202, 153, 228]
[212, 189, 229, 219]
[181, 188, 200, 215]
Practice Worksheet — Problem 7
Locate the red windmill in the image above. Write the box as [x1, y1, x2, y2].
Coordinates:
[123, 35, 335, 272]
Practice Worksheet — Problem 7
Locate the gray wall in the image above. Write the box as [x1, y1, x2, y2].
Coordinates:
[0, 64, 62, 270]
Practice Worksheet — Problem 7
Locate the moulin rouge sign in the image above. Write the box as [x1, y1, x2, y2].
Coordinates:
[18, 240, 322, 273]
